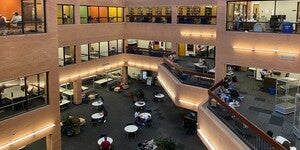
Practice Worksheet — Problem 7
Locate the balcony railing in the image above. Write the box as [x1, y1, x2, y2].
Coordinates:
[126, 46, 171, 58]
[207, 80, 286, 150]
[163, 55, 215, 88]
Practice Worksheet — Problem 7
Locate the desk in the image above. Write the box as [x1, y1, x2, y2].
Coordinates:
[135, 101, 145, 107]
[60, 99, 71, 110]
[124, 125, 138, 138]
[94, 78, 113, 87]
[97, 137, 113, 145]
[91, 112, 104, 119]
[193, 63, 208, 72]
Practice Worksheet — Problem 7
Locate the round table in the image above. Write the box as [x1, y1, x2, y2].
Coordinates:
[91, 112, 104, 119]
[155, 94, 164, 99]
[92, 101, 103, 107]
[124, 125, 138, 133]
[135, 101, 145, 107]
[97, 137, 113, 145]
[139, 112, 151, 120]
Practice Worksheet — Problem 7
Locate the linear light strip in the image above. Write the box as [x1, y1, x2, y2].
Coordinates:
[0, 124, 55, 150]
[157, 76, 176, 100]
[178, 99, 199, 107]
[233, 47, 300, 55]
[197, 129, 216, 150]
[181, 32, 216, 38]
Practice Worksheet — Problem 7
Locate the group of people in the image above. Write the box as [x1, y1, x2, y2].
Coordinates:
[134, 110, 152, 127]
[216, 77, 244, 109]
[0, 12, 22, 27]
[0, 11, 22, 35]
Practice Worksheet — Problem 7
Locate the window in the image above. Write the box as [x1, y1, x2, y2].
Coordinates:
[57, 4, 74, 25]
[80, 6, 123, 24]
[226, 1, 298, 33]
[0, 0, 46, 36]
[58, 46, 76, 67]
[0, 72, 48, 120]
[177, 5, 217, 25]
[126, 6, 171, 23]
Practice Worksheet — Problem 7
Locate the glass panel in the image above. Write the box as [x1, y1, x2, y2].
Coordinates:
[100, 41, 108, 57]
[89, 6, 99, 23]
[63, 5, 73, 24]
[58, 47, 64, 66]
[90, 43, 100, 60]
[0, 72, 48, 120]
[100, 7, 108, 23]
[22, 0, 46, 33]
[80, 6, 88, 24]
[81, 44, 89, 62]
[117, 39, 123, 53]
[61, 46, 76, 66]
[109, 7, 117, 22]
[109, 40, 117, 56]
[117, 7, 123, 22]
[57, 5, 63, 25]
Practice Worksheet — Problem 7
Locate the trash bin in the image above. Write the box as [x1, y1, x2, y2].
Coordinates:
[269, 88, 276, 95]
[282, 22, 293, 33]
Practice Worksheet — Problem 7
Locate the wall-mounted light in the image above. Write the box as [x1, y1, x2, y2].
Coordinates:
[178, 99, 199, 107]
[181, 32, 216, 38]
[157, 76, 176, 100]
[197, 129, 216, 150]
[0, 124, 55, 149]
[233, 46, 300, 55]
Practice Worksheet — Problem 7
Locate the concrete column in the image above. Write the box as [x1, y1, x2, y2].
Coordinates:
[122, 66, 128, 83]
[171, 6, 177, 25]
[72, 79, 82, 105]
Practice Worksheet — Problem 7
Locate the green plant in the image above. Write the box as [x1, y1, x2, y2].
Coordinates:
[62, 115, 80, 136]
[155, 137, 176, 150]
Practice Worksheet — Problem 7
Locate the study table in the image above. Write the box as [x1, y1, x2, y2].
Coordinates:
[94, 78, 113, 87]
[60, 99, 71, 110]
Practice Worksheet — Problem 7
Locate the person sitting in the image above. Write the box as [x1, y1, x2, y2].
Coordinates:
[134, 111, 140, 118]
[136, 142, 145, 150]
[100, 136, 111, 150]
[199, 58, 206, 65]
[0, 14, 6, 23]
[10, 11, 22, 27]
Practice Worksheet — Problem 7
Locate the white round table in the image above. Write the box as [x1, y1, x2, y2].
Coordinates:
[91, 112, 104, 119]
[92, 101, 103, 107]
[124, 125, 138, 133]
[97, 137, 113, 145]
[135, 101, 145, 107]
[155, 94, 164, 99]
[139, 112, 151, 120]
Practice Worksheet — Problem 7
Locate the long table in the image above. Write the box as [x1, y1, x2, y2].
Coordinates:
[94, 78, 113, 87]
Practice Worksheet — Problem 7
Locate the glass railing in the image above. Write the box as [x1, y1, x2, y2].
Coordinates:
[163, 56, 215, 88]
[126, 46, 171, 57]
[207, 80, 286, 150]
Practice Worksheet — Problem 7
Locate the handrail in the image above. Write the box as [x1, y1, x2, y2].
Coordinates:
[208, 81, 286, 150]
[163, 56, 215, 80]
[126, 46, 172, 53]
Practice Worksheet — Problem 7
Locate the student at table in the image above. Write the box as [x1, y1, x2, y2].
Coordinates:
[10, 11, 22, 27]
[100, 136, 111, 150]
[0, 14, 6, 23]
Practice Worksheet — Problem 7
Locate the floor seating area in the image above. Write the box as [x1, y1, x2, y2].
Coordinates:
[60, 79, 205, 150]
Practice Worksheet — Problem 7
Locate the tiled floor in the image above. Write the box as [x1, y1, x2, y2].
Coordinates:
[234, 71, 299, 148]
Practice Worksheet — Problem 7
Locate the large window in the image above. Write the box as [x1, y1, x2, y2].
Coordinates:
[126, 6, 171, 23]
[81, 40, 124, 61]
[0, 0, 46, 36]
[57, 4, 74, 25]
[0, 72, 48, 120]
[80, 6, 123, 24]
[58, 46, 76, 67]
[177, 6, 217, 25]
[227, 0, 300, 33]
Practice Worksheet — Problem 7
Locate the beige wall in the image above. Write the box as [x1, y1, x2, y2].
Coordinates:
[0, 0, 60, 149]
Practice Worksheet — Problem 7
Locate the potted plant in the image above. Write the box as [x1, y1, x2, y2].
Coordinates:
[155, 137, 177, 150]
[62, 115, 81, 136]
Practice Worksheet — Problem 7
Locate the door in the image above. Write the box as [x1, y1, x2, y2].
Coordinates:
[177, 43, 185, 56]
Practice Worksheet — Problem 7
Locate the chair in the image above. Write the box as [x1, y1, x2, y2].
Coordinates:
[253, 23, 263, 32]
[100, 133, 107, 138]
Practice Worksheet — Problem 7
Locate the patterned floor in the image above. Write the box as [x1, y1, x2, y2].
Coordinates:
[234, 71, 299, 148]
